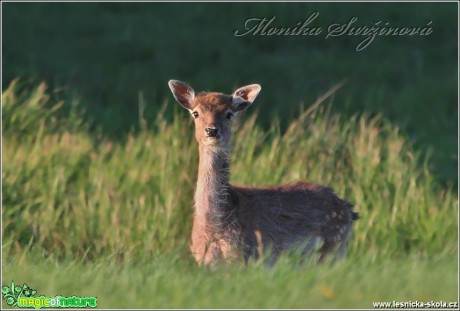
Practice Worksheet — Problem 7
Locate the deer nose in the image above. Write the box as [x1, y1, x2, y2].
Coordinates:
[205, 127, 219, 137]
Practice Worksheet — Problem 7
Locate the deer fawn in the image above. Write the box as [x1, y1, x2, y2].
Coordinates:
[168, 80, 359, 268]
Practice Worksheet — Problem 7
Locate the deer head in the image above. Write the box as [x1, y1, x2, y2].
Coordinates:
[168, 80, 261, 148]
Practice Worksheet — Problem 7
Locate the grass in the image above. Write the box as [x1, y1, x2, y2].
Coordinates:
[2, 2, 458, 186]
[2, 2, 458, 309]
[2, 80, 458, 308]
[2, 253, 457, 309]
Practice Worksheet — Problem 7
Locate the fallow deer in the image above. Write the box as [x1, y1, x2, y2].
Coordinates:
[168, 80, 359, 268]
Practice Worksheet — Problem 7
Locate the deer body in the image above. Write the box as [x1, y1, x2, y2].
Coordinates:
[168, 80, 359, 268]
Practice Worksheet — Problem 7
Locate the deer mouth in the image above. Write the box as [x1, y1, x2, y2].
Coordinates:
[202, 136, 222, 146]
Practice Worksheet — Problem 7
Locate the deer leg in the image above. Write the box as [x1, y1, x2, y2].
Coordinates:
[318, 239, 336, 263]
[203, 241, 220, 270]
[334, 236, 349, 261]
[265, 246, 283, 269]
[243, 236, 256, 266]
[190, 241, 206, 265]
[296, 236, 319, 265]
[302, 236, 319, 257]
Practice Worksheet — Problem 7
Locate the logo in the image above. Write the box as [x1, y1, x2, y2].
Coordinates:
[2, 281, 97, 309]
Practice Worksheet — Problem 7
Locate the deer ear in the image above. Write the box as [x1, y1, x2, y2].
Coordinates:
[168, 80, 195, 110]
[231, 84, 261, 112]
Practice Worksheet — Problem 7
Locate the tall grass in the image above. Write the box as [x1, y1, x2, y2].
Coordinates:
[3, 3, 457, 186]
[2, 81, 457, 264]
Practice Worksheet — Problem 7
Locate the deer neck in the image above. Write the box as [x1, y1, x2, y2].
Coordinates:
[194, 145, 231, 221]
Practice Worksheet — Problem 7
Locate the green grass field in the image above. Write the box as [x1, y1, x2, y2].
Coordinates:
[2, 2, 458, 309]
[2, 79, 458, 308]
[2, 254, 458, 309]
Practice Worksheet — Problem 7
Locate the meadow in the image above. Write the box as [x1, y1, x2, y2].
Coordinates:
[2, 2, 458, 309]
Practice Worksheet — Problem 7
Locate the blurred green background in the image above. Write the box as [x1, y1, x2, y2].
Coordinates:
[3, 2, 457, 186]
[2, 2, 458, 308]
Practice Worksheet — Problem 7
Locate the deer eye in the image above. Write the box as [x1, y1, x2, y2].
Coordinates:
[192, 111, 199, 118]
[226, 112, 234, 120]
